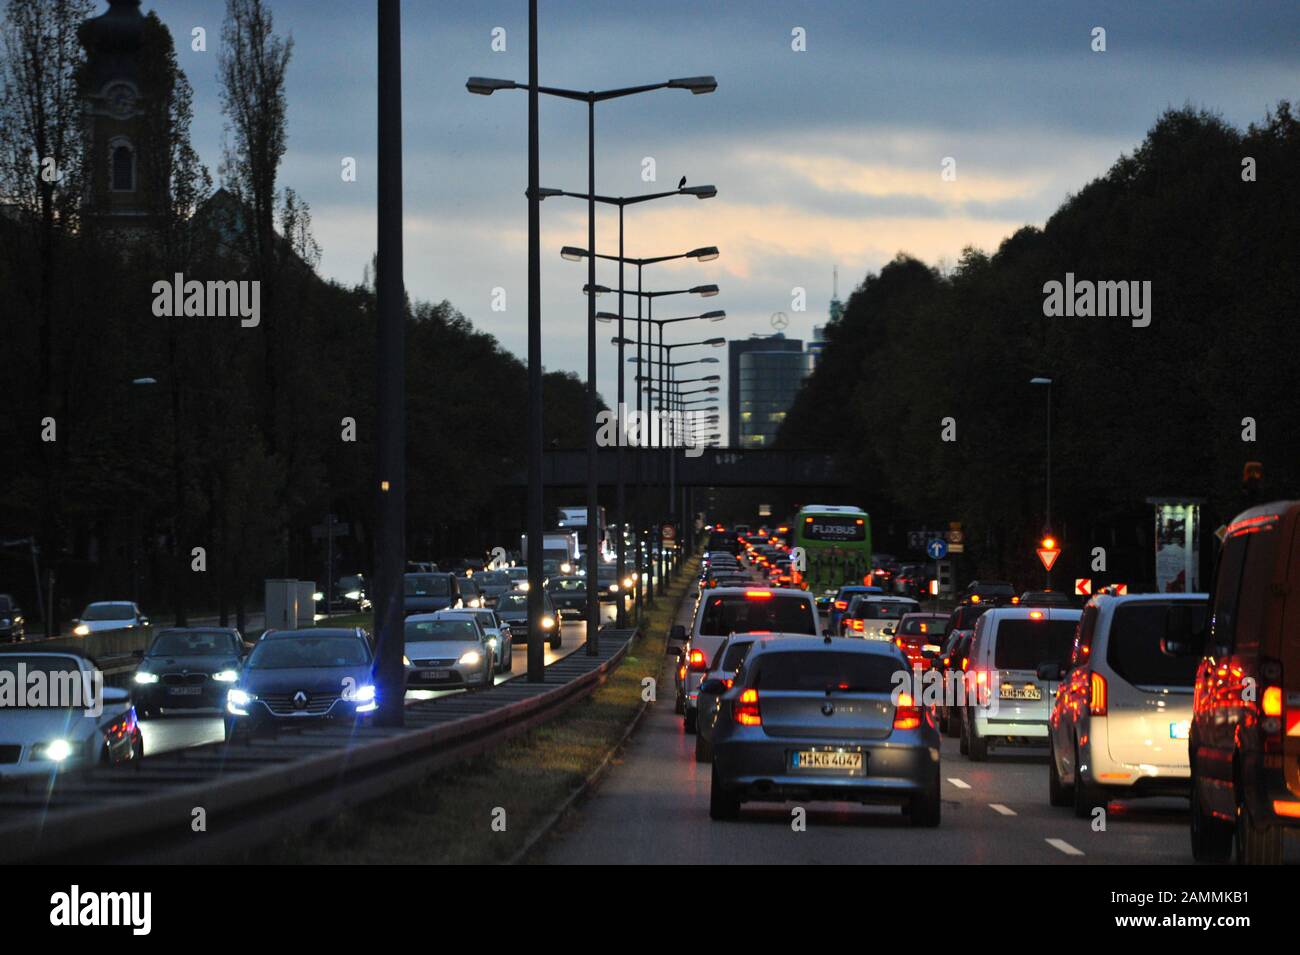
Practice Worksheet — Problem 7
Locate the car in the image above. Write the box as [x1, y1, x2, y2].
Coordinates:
[403, 572, 462, 615]
[707, 635, 941, 825]
[131, 627, 246, 718]
[225, 628, 377, 732]
[672, 587, 820, 734]
[0, 594, 26, 642]
[694, 633, 760, 763]
[546, 575, 588, 617]
[840, 595, 921, 640]
[456, 576, 485, 609]
[1018, 590, 1074, 608]
[959, 606, 1081, 761]
[71, 601, 148, 637]
[888, 612, 950, 671]
[330, 573, 371, 613]
[472, 570, 513, 607]
[1041, 593, 1206, 818]
[827, 584, 883, 634]
[430, 607, 514, 673]
[0, 648, 142, 779]
[505, 566, 530, 590]
[1186, 502, 1300, 864]
[958, 580, 1016, 607]
[493, 590, 562, 649]
[403, 614, 495, 689]
[936, 629, 976, 737]
[814, 590, 837, 613]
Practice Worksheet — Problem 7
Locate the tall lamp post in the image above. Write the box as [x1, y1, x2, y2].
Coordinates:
[467, 74, 715, 656]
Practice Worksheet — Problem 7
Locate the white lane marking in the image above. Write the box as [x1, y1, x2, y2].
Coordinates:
[946, 777, 971, 789]
[1045, 838, 1084, 856]
[989, 803, 1017, 816]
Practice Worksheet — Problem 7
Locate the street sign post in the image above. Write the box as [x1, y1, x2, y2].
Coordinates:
[926, 539, 948, 560]
[1074, 577, 1092, 596]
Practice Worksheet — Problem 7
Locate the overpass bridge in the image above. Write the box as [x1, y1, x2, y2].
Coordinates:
[500, 447, 852, 488]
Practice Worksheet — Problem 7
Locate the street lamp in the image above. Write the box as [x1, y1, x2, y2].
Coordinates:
[467, 73, 716, 651]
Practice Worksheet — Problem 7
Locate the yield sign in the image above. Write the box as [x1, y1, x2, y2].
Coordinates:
[1074, 577, 1091, 596]
[1037, 547, 1061, 571]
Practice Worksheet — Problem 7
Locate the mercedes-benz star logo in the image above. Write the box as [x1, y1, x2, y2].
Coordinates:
[292, 690, 309, 709]
[770, 311, 789, 330]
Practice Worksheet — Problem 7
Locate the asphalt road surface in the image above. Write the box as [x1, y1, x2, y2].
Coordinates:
[140, 609, 609, 759]
[541, 598, 1298, 865]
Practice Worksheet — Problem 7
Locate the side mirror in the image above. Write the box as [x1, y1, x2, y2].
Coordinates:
[699, 678, 726, 695]
[670, 624, 686, 642]
[1036, 662, 1063, 682]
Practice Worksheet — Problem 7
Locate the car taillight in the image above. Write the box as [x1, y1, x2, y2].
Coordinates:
[734, 688, 761, 726]
[1089, 671, 1107, 716]
[849, 619, 864, 632]
[834, 600, 847, 611]
[678, 664, 687, 680]
[746, 590, 772, 599]
[1260, 659, 1285, 749]
[894, 691, 922, 730]
[723, 678, 734, 689]
[688, 649, 709, 671]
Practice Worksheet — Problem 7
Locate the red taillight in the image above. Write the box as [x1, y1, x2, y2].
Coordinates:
[834, 600, 847, 611]
[1263, 685, 1283, 718]
[894, 691, 922, 731]
[722, 678, 734, 689]
[1089, 671, 1107, 716]
[746, 590, 772, 599]
[734, 688, 761, 726]
[1262, 675, 1285, 751]
[688, 649, 709, 671]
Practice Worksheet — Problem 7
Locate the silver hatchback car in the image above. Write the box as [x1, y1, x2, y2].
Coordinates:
[707, 636, 941, 825]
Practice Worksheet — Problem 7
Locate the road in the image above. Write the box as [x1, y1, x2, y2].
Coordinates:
[140, 606, 613, 758]
[540, 593, 1295, 865]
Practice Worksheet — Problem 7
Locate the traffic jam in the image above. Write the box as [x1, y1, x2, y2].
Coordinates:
[669, 503, 1300, 865]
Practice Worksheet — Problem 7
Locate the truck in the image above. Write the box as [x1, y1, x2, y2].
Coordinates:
[520, 531, 581, 576]
[557, 505, 616, 563]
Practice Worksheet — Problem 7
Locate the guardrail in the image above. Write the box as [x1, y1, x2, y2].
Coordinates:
[0, 627, 637, 863]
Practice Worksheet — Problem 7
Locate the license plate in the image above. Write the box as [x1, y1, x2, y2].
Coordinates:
[1000, 683, 1041, 701]
[167, 686, 202, 696]
[420, 669, 450, 681]
[792, 750, 864, 771]
[1170, 720, 1190, 740]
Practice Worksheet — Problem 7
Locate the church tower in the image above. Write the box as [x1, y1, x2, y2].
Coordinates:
[79, 0, 159, 229]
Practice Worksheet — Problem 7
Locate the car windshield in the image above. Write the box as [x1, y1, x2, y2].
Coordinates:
[149, 631, 239, 656]
[497, 594, 528, 611]
[507, 568, 528, 580]
[699, 594, 815, 636]
[477, 572, 509, 587]
[0, 656, 85, 708]
[406, 619, 479, 642]
[405, 575, 450, 597]
[549, 578, 586, 592]
[246, 636, 370, 669]
[993, 620, 1077, 670]
[754, 651, 897, 693]
[1106, 603, 1204, 687]
[82, 603, 134, 621]
[852, 600, 919, 619]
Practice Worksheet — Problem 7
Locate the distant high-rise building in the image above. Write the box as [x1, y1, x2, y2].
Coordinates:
[728, 333, 810, 448]
[807, 267, 842, 371]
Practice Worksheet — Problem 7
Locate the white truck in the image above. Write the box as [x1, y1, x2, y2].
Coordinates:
[520, 531, 581, 576]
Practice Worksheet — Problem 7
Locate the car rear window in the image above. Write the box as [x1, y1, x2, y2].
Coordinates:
[1106, 603, 1205, 687]
[698, 594, 816, 636]
[753, 651, 899, 693]
[851, 600, 919, 619]
[993, 620, 1077, 670]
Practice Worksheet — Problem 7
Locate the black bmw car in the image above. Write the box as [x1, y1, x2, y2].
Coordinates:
[226, 628, 377, 732]
[545, 575, 588, 616]
[132, 627, 246, 718]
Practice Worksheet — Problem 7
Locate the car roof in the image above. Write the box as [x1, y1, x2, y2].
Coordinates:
[263, 627, 363, 640]
[900, 611, 948, 619]
[1085, 592, 1208, 609]
[979, 606, 1082, 623]
[86, 600, 134, 606]
[705, 586, 810, 597]
[748, 635, 901, 658]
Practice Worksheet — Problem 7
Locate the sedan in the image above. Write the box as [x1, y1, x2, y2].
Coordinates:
[404, 614, 494, 689]
[494, 591, 562, 649]
[427, 608, 513, 674]
[0, 648, 142, 779]
[707, 636, 941, 825]
[131, 627, 246, 719]
[546, 576, 589, 617]
[226, 628, 377, 733]
[71, 601, 149, 637]
[694, 633, 760, 764]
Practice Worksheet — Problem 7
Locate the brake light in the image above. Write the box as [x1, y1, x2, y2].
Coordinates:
[834, 600, 847, 611]
[723, 678, 734, 689]
[1029, 610, 1043, 620]
[894, 691, 922, 730]
[688, 649, 709, 671]
[849, 619, 864, 632]
[1261, 668, 1285, 751]
[678, 664, 687, 680]
[1011, 596, 1021, 605]
[1089, 671, 1107, 716]
[746, 590, 772, 599]
[960, 657, 969, 671]
[1263, 685, 1283, 718]
[734, 688, 761, 726]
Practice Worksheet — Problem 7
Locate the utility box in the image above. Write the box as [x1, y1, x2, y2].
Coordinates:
[297, 581, 318, 624]
[936, 561, 955, 597]
[265, 579, 304, 631]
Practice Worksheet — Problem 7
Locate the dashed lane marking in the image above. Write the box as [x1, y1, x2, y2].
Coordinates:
[989, 803, 1017, 816]
[947, 778, 971, 789]
[1045, 838, 1084, 856]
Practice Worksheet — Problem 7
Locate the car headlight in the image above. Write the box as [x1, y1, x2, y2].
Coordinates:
[227, 688, 254, 715]
[487, 637, 498, 648]
[542, 616, 555, 630]
[39, 739, 74, 762]
[458, 650, 482, 666]
[212, 669, 239, 683]
[73, 624, 90, 636]
[403, 655, 411, 666]
[350, 684, 376, 704]
[518, 581, 530, 591]
[608, 583, 619, 592]
[133, 671, 159, 684]
[560, 563, 572, 574]
[470, 598, 481, 607]
[623, 577, 634, 589]
[344, 590, 363, 601]
[312, 591, 324, 602]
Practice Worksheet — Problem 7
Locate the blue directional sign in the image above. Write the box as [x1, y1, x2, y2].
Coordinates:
[926, 538, 948, 560]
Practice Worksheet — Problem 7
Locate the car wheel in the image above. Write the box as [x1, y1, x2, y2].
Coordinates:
[1189, 768, 1233, 862]
[909, 767, 942, 827]
[684, 708, 697, 734]
[504, 643, 513, 672]
[1048, 738, 1073, 807]
[1072, 741, 1106, 819]
[1236, 791, 1282, 865]
[695, 732, 712, 764]
[968, 728, 989, 762]
[709, 763, 741, 821]
[549, 628, 562, 650]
